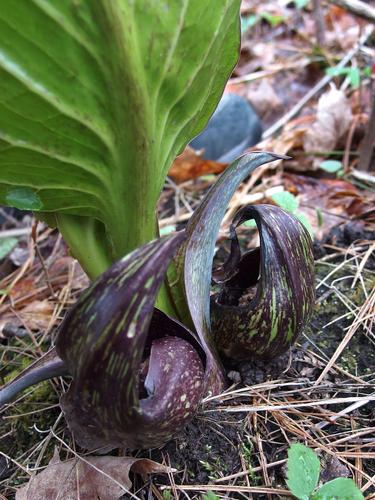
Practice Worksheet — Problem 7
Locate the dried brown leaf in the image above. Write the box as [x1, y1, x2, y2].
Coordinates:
[246, 79, 283, 120]
[168, 146, 226, 183]
[0, 300, 53, 335]
[16, 449, 172, 500]
[283, 173, 375, 238]
[303, 86, 353, 167]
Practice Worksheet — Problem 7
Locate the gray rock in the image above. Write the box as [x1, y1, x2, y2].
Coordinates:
[190, 93, 263, 163]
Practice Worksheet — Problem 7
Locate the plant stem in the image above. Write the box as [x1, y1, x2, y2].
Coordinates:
[57, 212, 180, 318]
[57, 214, 114, 279]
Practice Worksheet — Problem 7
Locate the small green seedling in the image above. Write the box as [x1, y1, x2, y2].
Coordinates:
[0, 237, 18, 260]
[286, 444, 364, 499]
[294, 0, 309, 8]
[326, 66, 372, 89]
[202, 492, 220, 500]
[241, 11, 285, 32]
[271, 191, 313, 238]
[319, 160, 343, 177]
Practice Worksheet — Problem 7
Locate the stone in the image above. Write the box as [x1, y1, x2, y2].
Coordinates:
[190, 93, 263, 163]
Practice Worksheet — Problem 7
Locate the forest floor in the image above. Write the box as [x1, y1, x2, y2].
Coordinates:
[1, 1, 375, 499]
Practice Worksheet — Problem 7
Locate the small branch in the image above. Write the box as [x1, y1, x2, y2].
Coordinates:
[312, 0, 326, 46]
[359, 88, 375, 171]
[262, 25, 374, 139]
[329, 0, 375, 24]
[0, 227, 31, 239]
[351, 168, 375, 183]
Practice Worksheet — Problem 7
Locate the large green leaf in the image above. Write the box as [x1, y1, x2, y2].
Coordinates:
[0, 0, 240, 277]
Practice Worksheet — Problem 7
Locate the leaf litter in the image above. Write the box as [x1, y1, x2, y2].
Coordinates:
[1, 0, 375, 498]
[15, 449, 172, 500]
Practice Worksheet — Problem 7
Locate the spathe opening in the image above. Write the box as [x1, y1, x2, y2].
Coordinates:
[212, 216, 261, 308]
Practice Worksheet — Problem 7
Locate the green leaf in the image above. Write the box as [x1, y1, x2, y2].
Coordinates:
[241, 14, 260, 32]
[363, 66, 372, 78]
[326, 67, 349, 77]
[348, 68, 361, 88]
[325, 66, 360, 87]
[316, 208, 324, 228]
[286, 444, 320, 500]
[319, 160, 343, 173]
[271, 191, 299, 212]
[159, 225, 176, 236]
[244, 219, 257, 228]
[0, 0, 241, 278]
[5, 188, 43, 211]
[202, 493, 221, 500]
[312, 478, 364, 500]
[295, 211, 314, 238]
[294, 0, 309, 8]
[0, 237, 18, 260]
[260, 12, 285, 27]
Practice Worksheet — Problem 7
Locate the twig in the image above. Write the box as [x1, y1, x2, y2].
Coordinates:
[350, 169, 375, 184]
[312, 0, 326, 46]
[229, 58, 311, 85]
[160, 484, 292, 496]
[214, 459, 287, 483]
[0, 227, 31, 239]
[262, 25, 374, 139]
[329, 0, 375, 24]
[359, 87, 375, 171]
[211, 395, 375, 413]
[316, 393, 375, 429]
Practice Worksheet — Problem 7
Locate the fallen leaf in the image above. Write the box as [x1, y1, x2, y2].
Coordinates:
[320, 454, 350, 483]
[8, 276, 38, 299]
[283, 173, 375, 239]
[0, 300, 53, 335]
[256, 116, 311, 160]
[325, 6, 363, 49]
[48, 256, 89, 291]
[303, 86, 353, 167]
[18, 300, 54, 330]
[246, 79, 283, 120]
[168, 146, 226, 183]
[9, 245, 30, 267]
[16, 449, 173, 500]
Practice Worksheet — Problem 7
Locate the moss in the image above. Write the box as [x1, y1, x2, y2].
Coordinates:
[0, 342, 60, 494]
[309, 262, 375, 376]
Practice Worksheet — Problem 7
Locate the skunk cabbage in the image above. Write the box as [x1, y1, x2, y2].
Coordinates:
[0, 153, 315, 450]
[0, 0, 315, 454]
[211, 204, 315, 359]
[56, 233, 213, 450]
